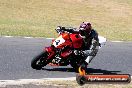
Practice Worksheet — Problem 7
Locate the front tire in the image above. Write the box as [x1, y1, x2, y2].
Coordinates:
[31, 51, 49, 70]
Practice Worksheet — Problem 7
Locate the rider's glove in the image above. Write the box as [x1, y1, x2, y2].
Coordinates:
[74, 50, 83, 55]
[56, 26, 64, 34]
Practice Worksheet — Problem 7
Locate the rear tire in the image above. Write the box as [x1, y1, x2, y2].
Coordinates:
[31, 51, 49, 70]
[70, 60, 80, 72]
[70, 58, 88, 72]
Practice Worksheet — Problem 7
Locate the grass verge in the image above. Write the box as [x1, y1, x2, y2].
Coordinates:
[0, 0, 132, 41]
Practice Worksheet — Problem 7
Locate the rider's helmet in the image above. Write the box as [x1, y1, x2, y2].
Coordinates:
[79, 22, 92, 35]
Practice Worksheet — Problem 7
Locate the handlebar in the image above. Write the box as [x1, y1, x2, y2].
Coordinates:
[55, 26, 76, 33]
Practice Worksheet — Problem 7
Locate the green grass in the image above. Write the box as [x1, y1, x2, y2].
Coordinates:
[0, 0, 132, 41]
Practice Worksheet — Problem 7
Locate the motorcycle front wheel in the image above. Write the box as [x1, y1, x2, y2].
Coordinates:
[31, 51, 49, 70]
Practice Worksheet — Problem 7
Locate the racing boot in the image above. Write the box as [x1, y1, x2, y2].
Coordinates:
[79, 61, 88, 75]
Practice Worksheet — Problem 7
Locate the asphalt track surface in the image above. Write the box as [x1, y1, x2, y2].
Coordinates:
[0, 37, 132, 80]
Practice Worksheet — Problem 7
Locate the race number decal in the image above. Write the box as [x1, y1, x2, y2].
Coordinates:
[53, 35, 65, 47]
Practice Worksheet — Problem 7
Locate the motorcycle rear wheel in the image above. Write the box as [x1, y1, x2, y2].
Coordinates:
[31, 51, 49, 70]
[70, 60, 80, 72]
[70, 58, 87, 72]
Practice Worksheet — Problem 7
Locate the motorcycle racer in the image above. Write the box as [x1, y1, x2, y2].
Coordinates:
[78, 22, 99, 69]
[31, 21, 104, 72]
[56, 22, 100, 69]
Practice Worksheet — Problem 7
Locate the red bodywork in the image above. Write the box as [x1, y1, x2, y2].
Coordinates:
[45, 46, 55, 59]
[52, 33, 83, 48]
[45, 32, 83, 66]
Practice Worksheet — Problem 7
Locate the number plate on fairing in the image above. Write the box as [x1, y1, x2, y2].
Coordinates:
[53, 35, 65, 47]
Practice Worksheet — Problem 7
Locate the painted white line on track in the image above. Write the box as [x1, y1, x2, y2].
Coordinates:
[0, 77, 76, 87]
[3, 36, 13, 38]
[46, 38, 54, 39]
[111, 41, 124, 42]
[43, 77, 75, 80]
[24, 37, 33, 39]
[1, 36, 55, 39]
[1, 36, 129, 43]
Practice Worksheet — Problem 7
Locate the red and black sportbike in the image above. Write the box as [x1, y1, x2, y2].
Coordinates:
[31, 27, 106, 71]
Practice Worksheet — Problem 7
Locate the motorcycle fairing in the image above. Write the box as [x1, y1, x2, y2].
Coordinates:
[45, 46, 55, 59]
[52, 33, 72, 48]
[70, 34, 83, 49]
[53, 35, 65, 47]
[52, 33, 83, 49]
